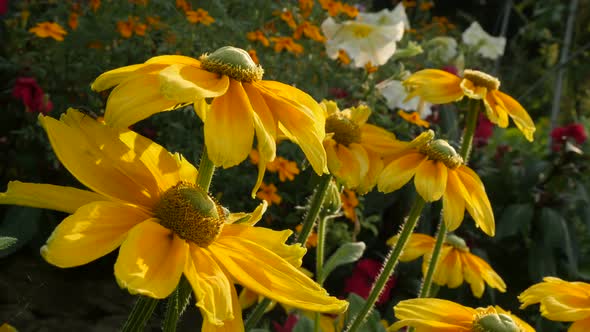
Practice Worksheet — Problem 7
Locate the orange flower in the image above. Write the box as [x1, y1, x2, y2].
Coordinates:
[398, 110, 430, 128]
[90, 0, 101, 12]
[337, 50, 351, 65]
[134, 22, 147, 36]
[146, 16, 162, 29]
[116, 17, 135, 38]
[295, 225, 318, 248]
[340, 3, 358, 18]
[267, 157, 300, 182]
[277, 10, 297, 30]
[294, 21, 325, 43]
[176, 0, 190, 12]
[186, 8, 214, 26]
[402, 0, 417, 7]
[29, 22, 67, 41]
[256, 182, 282, 206]
[68, 12, 79, 30]
[364, 62, 379, 73]
[248, 49, 259, 64]
[319, 0, 342, 16]
[299, 0, 314, 17]
[271, 36, 304, 55]
[341, 189, 358, 222]
[247, 30, 270, 47]
[87, 41, 104, 49]
[249, 149, 260, 165]
[420, 2, 434, 10]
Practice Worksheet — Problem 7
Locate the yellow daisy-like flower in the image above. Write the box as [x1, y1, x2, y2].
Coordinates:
[403, 69, 535, 141]
[0, 109, 348, 331]
[389, 233, 506, 297]
[398, 110, 430, 128]
[389, 298, 535, 332]
[322, 100, 402, 194]
[91, 46, 327, 195]
[378, 130, 495, 236]
[519, 277, 590, 332]
[29, 22, 67, 41]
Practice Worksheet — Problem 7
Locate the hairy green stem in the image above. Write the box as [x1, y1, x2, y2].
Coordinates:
[314, 214, 329, 332]
[196, 146, 216, 192]
[346, 197, 426, 332]
[121, 296, 159, 332]
[459, 100, 480, 163]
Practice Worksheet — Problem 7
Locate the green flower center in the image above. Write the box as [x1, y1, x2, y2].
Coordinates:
[463, 69, 500, 91]
[200, 46, 264, 82]
[154, 181, 225, 247]
[444, 234, 469, 252]
[474, 312, 520, 332]
[325, 113, 362, 146]
[418, 138, 463, 169]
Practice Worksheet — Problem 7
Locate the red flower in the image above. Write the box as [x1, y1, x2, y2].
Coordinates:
[0, 0, 8, 15]
[344, 258, 396, 305]
[551, 123, 587, 151]
[12, 77, 53, 114]
[441, 65, 458, 76]
[273, 314, 298, 332]
[474, 113, 494, 147]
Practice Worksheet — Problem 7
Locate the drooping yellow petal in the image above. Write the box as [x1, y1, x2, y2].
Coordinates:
[403, 69, 464, 104]
[227, 201, 268, 226]
[159, 64, 229, 101]
[459, 78, 487, 100]
[333, 144, 364, 189]
[388, 233, 435, 262]
[462, 252, 506, 298]
[201, 286, 244, 332]
[238, 288, 258, 310]
[40, 112, 159, 207]
[378, 152, 426, 193]
[114, 219, 188, 299]
[91, 63, 160, 91]
[220, 224, 306, 267]
[494, 90, 536, 142]
[483, 91, 509, 128]
[519, 277, 590, 322]
[206, 80, 255, 168]
[455, 166, 495, 236]
[392, 298, 475, 331]
[361, 124, 405, 156]
[356, 150, 383, 194]
[104, 73, 186, 129]
[570, 318, 590, 332]
[414, 160, 447, 202]
[256, 80, 328, 174]
[210, 236, 348, 313]
[41, 201, 149, 267]
[0, 181, 107, 214]
[349, 104, 371, 125]
[443, 170, 466, 231]
[324, 138, 341, 175]
[185, 245, 233, 326]
[433, 247, 463, 288]
[145, 54, 202, 66]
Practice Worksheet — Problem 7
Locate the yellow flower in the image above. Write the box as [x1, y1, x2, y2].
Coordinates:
[378, 130, 495, 236]
[341, 189, 358, 222]
[0, 109, 347, 330]
[247, 30, 270, 47]
[186, 9, 215, 25]
[322, 100, 402, 193]
[0, 323, 17, 332]
[256, 182, 282, 206]
[271, 36, 304, 55]
[267, 157, 300, 182]
[390, 298, 535, 332]
[91, 47, 327, 195]
[390, 233, 506, 297]
[519, 277, 590, 331]
[29, 22, 67, 41]
[398, 110, 430, 128]
[403, 69, 536, 141]
[68, 12, 79, 30]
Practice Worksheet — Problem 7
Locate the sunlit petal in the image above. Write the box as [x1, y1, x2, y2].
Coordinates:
[414, 160, 447, 202]
[378, 152, 426, 193]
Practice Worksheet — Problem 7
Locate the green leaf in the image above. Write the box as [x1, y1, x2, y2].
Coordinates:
[0, 206, 41, 258]
[292, 315, 313, 332]
[0, 237, 17, 250]
[343, 293, 387, 332]
[319, 242, 366, 283]
[496, 204, 534, 239]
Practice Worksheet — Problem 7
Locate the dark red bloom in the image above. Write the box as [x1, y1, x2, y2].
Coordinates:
[474, 113, 494, 147]
[550, 123, 587, 151]
[0, 0, 8, 15]
[273, 314, 298, 332]
[344, 258, 396, 305]
[12, 77, 53, 114]
[328, 87, 349, 99]
[441, 65, 458, 76]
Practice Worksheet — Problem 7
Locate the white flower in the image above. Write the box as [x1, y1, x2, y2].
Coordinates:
[321, 17, 404, 68]
[426, 36, 457, 62]
[376, 79, 432, 118]
[356, 3, 410, 29]
[462, 21, 506, 60]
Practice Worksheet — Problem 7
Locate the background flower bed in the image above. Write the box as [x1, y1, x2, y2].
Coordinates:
[1, 0, 589, 331]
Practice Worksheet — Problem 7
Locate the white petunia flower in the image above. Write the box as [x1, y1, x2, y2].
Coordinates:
[376, 79, 432, 118]
[356, 3, 410, 29]
[462, 21, 506, 60]
[425, 36, 458, 62]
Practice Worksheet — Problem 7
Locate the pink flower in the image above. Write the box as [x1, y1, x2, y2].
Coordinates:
[551, 123, 587, 151]
[12, 77, 53, 114]
[474, 113, 494, 147]
[344, 258, 396, 305]
[0, 0, 8, 16]
[273, 314, 298, 332]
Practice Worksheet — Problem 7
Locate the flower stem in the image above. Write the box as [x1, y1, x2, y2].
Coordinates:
[417, 98, 480, 305]
[244, 174, 333, 331]
[345, 197, 426, 332]
[162, 147, 216, 331]
[121, 296, 158, 332]
[314, 214, 329, 332]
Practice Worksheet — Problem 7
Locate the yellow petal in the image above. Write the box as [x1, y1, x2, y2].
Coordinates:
[455, 166, 495, 236]
[389, 233, 435, 262]
[495, 91, 536, 142]
[91, 63, 159, 91]
[349, 104, 371, 125]
[210, 236, 348, 313]
[356, 150, 384, 194]
[392, 298, 475, 330]
[439, 248, 463, 288]
[159, 64, 229, 101]
[333, 144, 363, 189]
[414, 160, 447, 202]
[256, 81, 328, 174]
[41, 201, 149, 267]
[185, 245, 233, 325]
[360, 124, 404, 156]
[206, 80, 255, 168]
[462, 252, 506, 298]
[201, 286, 244, 332]
[227, 201, 268, 226]
[403, 69, 464, 104]
[443, 170, 466, 231]
[104, 73, 183, 128]
[324, 139, 341, 175]
[570, 318, 590, 332]
[238, 288, 258, 310]
[145, 54, 202, 66]
[519, 277, 590, 321]
[483, 91, 509, 128]
[220, 224, 306, 267]
[40, 111, 159, 207]
[0, 181, 107, 214]
[378, 152, 426, 193]
[114, 219, 187, 299]
[459, 78, 487, 100]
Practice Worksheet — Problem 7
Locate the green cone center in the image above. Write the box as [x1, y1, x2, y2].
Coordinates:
[418, 138, 463, 169]
[200, 46, 264, 82]
[474, 313, 520, 332]
[444, 234, 469, 252]
[463, 69, 500, 91]
[154, 181, 225, 247]
[325, 113, 362, 146]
